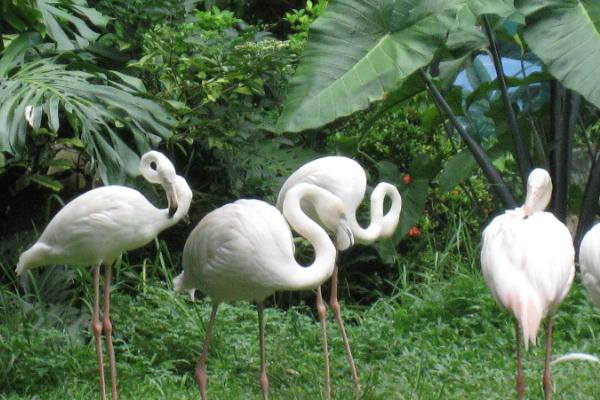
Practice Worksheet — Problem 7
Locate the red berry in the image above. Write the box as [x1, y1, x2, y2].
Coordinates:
[408, 226, 421, 237]
[403, 174, 412, 185]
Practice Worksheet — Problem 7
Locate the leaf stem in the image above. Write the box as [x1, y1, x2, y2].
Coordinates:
[419, 69, 516, 209]
[549, 81, 575, 222]
[483, 16, 531, 186]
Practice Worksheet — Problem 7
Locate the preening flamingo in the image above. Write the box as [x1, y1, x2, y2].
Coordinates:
[173, 182, 351, 400]
[16, 150, 192, 400]
[481, 168, 574, 400]
[277, 156, 402, 399]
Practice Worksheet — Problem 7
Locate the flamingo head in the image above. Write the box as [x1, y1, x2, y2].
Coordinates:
[523, 168, 552, 217]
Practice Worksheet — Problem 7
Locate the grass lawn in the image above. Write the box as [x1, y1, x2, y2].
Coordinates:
[2, 262, 600, 399]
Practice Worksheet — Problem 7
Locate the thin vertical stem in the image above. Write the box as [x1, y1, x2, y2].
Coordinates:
[550, 81, 567, 221]
[483, 16, 531, 185]
[563, 91, 581, 219]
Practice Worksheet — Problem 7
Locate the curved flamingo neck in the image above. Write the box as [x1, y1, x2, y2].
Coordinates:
[350, 182, 402, 244]
[282, 183, 337, 290]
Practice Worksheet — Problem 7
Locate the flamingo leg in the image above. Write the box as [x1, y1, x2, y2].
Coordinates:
[102, 263, 118, 400]
[92, 264, 107, 400]
[257, 302, 269, 400]
[543, 318, 553, 400]
[329, 264, 360, 398]
[196, 303, 219, 400]
[316, 286, 331, 400]
[515, 320, 525, 400]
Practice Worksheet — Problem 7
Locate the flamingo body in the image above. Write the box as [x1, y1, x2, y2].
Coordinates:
[579, 224, 600, 308]
[17, 185, 182, 272]
[174, 183, 346, 400]
[276, 156, 401, 399]
[16, 150, 192, 400]
[481, 209, 574, 347]
[480, 168, 574, 400]
[177, 200, 305, 302]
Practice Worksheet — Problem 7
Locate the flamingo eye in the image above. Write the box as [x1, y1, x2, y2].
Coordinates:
[150, 161, 157, 170]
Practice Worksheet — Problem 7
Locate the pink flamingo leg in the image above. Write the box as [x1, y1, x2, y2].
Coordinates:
[316, 286, 331, 400]
[92, 264, 107, 400]
[543, 318, 553, 400]
[103, 263, 118, 400]
[257, 302, 269, 400]
[329, 265, 360, 398]
[515, 320, 525, 400]
[196, 303, 219, 400]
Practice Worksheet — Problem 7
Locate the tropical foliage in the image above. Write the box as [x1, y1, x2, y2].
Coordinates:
[0, 0, 174, 188]
[277, 0, 600, 246]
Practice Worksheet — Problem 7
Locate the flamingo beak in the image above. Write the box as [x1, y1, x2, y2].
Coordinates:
[335, 224, 354, 251]
[166, 184, 178, 218]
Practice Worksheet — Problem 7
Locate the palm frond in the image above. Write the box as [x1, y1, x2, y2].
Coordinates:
[0, 36, 175, 184]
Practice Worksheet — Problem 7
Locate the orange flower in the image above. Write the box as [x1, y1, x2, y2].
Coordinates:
[403, 174, 412, 185]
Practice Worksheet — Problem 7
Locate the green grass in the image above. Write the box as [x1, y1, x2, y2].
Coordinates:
[2, 262, 600, 400]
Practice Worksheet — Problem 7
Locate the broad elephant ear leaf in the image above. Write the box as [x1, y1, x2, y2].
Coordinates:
[277, 0, 523, 133]
[276, 0, 461, 133]
[521, 0, 600, 109]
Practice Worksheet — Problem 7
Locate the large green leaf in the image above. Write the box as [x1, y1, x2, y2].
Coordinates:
[277, 0, 522, 133]
[2, 0, 109, 50]
[437, 150, 477, 193]
[468, 0, 515, 17]
[36, 0, 109, 50]
[521, 0, 600, 109]
[276, 0, 459, 133]
[0, 33, 42, 77]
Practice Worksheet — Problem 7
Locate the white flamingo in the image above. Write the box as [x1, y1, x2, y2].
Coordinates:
[173, 182, 351, 400]
[16, 151, 192, 400]
[481, 168, 574, 400]
[276, 155, 402, 399]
